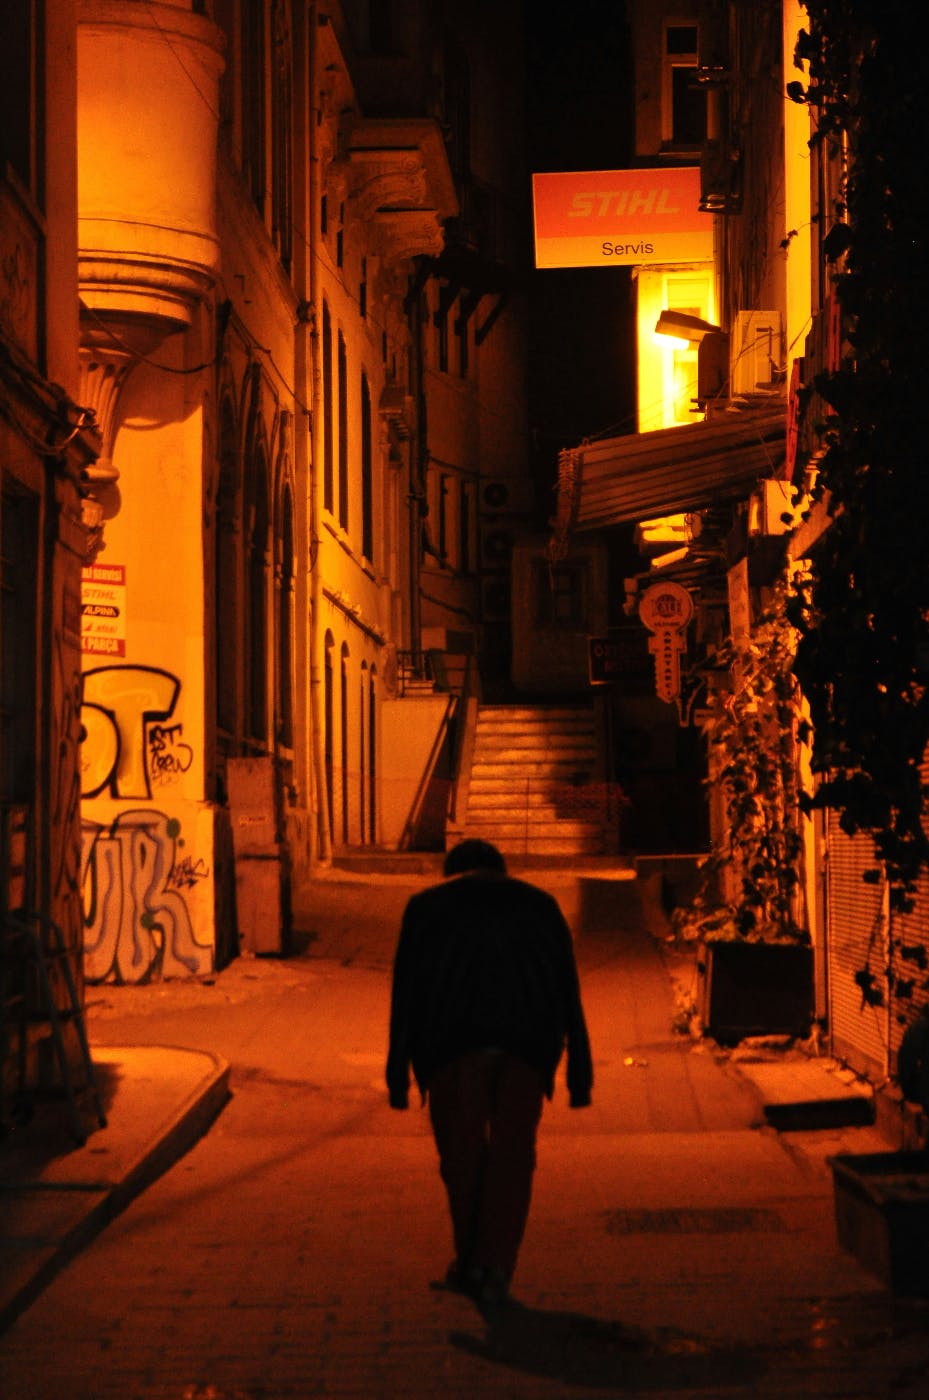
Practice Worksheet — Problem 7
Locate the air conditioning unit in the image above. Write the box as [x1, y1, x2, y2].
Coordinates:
[480, 524, 514, 568]
[732, 311, 783, 395]
[479, 478, 534, 516]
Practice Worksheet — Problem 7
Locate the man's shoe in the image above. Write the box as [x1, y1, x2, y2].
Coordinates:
[444, 1260, 483, 1296]
[476, 1266, 510, 1307]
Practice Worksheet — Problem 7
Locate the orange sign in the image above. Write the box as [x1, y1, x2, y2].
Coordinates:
[532, 167, 712, 269]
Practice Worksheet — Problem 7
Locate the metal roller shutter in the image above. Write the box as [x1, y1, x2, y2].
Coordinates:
[825, 811, 889, 1078]
[886, 751, 929, 1068]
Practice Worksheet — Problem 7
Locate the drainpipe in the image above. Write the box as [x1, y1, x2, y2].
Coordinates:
[306, 2, 331, 864]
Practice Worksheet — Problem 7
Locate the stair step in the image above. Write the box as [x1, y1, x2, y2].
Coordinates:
[478, 705, 594, 718]
[467, 801, 614, 822]
[459, 833, 611, 855]
[470, 766, 597, 784]
[475, 733, 598, 744]
[459, 818, 606, 839]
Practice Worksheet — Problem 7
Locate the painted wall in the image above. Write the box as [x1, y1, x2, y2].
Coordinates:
[80, 367, 216, 982]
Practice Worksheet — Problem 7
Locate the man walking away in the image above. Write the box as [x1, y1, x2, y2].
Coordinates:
[386, 838, 592, 1306]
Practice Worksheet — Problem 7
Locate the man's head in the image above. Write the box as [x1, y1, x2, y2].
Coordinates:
[443, 839, 507, 878]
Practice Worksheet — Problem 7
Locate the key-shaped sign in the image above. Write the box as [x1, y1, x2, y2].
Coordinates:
[639, 582, 694, 703]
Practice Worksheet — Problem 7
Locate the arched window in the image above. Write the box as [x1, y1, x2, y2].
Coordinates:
[340, 642, 350, 843]
[245, 440, 270, 745]
[324, 631, 334, 839]
[276, 483, 294, 748]
[368, 666, 377, 844]
[322, 301, 333, 513]
[359, 661, 368, 843]
[337, 330, 349, 531]
[216, 397, 240, 742]
[361, 371, 373, 561]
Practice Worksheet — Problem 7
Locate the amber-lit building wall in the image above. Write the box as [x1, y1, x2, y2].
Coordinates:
[68, 1, 531, 982]
[1, 0, 100, 1088]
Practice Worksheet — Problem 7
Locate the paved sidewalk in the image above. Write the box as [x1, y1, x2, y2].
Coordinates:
[0, 1043, 229, 1332]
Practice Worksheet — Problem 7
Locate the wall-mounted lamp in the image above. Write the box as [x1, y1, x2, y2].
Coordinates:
[654, 310, 723, 342]
[654, 310, 730, 403]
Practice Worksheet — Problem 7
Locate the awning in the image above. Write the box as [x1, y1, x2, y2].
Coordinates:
[553, 402, 786, 547]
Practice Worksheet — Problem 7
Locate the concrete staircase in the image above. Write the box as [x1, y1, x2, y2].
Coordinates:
[452, 703, 621, 857]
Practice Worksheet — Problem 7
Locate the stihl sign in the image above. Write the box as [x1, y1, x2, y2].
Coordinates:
[532, 166, 712, 268]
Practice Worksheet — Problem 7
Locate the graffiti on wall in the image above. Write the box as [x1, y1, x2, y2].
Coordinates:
[149, 723, 194, 788]
[81, 664, 195, 799]
[80, 665, 210, 982]
[82, 809, 213, 983]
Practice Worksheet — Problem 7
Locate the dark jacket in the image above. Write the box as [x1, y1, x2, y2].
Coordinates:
[386, 870, 593, 1109]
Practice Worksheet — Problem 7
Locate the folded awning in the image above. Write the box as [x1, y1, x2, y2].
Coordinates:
[553, 402, 786, 545]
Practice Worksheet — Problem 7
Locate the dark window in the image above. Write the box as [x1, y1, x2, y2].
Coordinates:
[442, 35, 471, 183]
[0, 1, 34, 191]
[276, 486, 294, 748]
[672, 66, 705, 146]
[361, 372, 373, 560]
[215, 400, 239, 739]
[270, 0, 293, 269]
[456, 311, 469, 378]
[241, 0, 266, 213]
[245, 444, 270, 743]
[340, 644, 349, 843]
[359, 664, 367, 843]
[438, 475, 449, 561]
[368, 669, 377, 843]
[324, 632, 334, 837]
[665, 24, 705, 149]
[323, 302, 333, 512]
[667, 24, 698, 55]
[459, 481, 472, 574]
[337, 330, 349, 529]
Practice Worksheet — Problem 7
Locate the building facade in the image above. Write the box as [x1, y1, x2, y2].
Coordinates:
[73, 0, 531, 985]
[554, 0, 929, 1116]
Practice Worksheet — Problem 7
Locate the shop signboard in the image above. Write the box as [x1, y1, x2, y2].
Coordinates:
[532, 166, 712, 269]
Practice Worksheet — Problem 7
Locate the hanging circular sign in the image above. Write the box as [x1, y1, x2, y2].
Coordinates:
[638, 581, 694, 633]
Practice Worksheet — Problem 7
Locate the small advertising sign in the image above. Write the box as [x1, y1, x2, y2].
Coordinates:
[81, 562, 127, 657]
[532, 166, 712, 269]
[639, 581, 694, 704]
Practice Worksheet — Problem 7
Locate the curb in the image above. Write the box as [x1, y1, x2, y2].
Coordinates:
[0, 1051, 230, 1336]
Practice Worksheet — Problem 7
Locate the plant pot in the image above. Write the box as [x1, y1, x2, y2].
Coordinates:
[830, 1151, 929, 1296]
[699, 939, 814, 1045]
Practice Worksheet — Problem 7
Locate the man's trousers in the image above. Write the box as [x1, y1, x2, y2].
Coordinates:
[428, 1049, 545, 1282]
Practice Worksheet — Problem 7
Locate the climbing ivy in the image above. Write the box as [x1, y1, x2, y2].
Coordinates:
[786, 1, 929, 910]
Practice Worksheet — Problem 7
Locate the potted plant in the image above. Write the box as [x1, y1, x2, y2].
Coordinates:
[672, 577, 814, 1044]
[828, 1008, 929, 1296]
